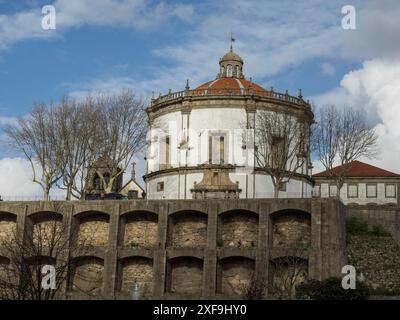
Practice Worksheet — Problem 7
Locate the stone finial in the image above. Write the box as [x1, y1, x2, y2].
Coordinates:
[185, 79, 190, 91]
[131, 162, 136, 180]
[298, 88, 303, 99]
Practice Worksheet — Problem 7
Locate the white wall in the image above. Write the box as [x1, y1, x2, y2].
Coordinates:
[147, 105, 313, 199]
[316, 182, 398, 205]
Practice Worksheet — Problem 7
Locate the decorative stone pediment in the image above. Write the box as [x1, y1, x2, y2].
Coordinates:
[190, 167, 241, 199]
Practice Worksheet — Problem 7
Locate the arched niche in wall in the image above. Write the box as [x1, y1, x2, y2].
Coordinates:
[120, 211, 158, 248]
[218, 209, 258, 247]
[167, 210, 208, 248]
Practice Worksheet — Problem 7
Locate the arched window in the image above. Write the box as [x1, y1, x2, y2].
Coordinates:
[221, 66, 225, 76]
[226, 65, 233, 77]
[103, 173, 110, 188]
[93, 174, 101, 190]
[235, 65, 240, 77]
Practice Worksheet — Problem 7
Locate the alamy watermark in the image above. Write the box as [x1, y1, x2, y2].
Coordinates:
[41, 5, 56, 30]
[41, 265, 56, 290]
[341, 5, 356, 30]
[342, 265, 365, 290]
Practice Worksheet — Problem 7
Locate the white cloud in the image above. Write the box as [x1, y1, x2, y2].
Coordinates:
[0, 157, 42, 200]
[313, 58, 400, 174]
[0, 0, 194, 51]
[64, 77, 138, 100]
[321, 62, 335, 76]
[340, 0, 400, 60]
[0, 115, 17, 126]
[145, 0, 344, 92]
[132, 0, 400, 94]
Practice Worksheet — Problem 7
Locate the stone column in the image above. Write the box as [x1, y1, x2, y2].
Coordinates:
[15, 204, 27, 246]
[56, 203, 73, 300]
[103, 203, 120, 299]
[256, 203, 270, 293]
[153, 202, 168, 298]
[10, 204, 28, 298]
[309, 200, 322, 280]
[202, 202, 218, 298]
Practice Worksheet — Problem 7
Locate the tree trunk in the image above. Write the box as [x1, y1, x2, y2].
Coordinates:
[66, 185, 72, 201]
[43, 186, 50, 201]
[273, 184, 279, 199]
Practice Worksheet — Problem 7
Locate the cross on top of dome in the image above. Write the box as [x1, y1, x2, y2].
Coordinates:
[217, 33, 244, 79]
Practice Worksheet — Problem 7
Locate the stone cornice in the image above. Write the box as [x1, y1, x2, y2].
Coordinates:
[143, 164, 314, 184]
[146, 94, 313, 124]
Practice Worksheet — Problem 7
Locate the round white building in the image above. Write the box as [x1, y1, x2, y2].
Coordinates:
[145, 48, 314, 199]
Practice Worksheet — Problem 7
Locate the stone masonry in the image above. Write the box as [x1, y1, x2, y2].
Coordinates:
[0, 198, 346, 299]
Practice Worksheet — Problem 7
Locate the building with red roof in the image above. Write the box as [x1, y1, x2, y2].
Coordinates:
[313, 160, 400, 205]
[145, 45, 314, 199]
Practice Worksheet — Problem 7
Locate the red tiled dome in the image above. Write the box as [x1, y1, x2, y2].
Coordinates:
[190, 77, 270, 97]
[196, 78, 265, 91]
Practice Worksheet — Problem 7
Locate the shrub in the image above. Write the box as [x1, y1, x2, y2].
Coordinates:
[346, 217, 369, 236]
[296, 277, 369, 300]
[370, 224, 391, 237]
[369, 287, 400, 297]
[346, 216, 390, 237]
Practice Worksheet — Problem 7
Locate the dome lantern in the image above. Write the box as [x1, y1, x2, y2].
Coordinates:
[217, 45, 244, 79]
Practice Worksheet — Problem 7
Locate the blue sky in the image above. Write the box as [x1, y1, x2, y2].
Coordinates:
[1, 0, 400, 198]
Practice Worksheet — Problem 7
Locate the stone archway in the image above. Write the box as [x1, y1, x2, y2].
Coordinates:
[168, 211, 207, 247]
[219, 210, 258, 247]
[75, 211, 110, 246]
[0, 212, 17, 246]
[118, 256, 153, 298]
[270, 209, 311, 248]
[218, 256, 255, 296]
[69, 256, 104, 296]
[120, 211, 158, 248]
[167, 256, 203, 296]
[29, 211, 63, 248]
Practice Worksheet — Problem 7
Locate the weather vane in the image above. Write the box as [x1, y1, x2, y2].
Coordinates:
[230, 32, 236, 51]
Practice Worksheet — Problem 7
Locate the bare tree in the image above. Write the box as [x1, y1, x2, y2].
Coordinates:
[242, 274, 267, 300]
[252, 111, 309, 198]
[55, 96, 101, 200]
[0, 203, 95, 300]
[241, 243, 309, 300]
[269, 253, 308, 299]
[4, 103, 62, 200]
[91, 90, 147, 194]
[4, 90, 147, 200]
[312, 105, 378, 194]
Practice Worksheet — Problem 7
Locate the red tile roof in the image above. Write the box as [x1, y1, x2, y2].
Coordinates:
[189, 78, 270, 97]
[196, 78, 266, 92]
[313, 160, 400, 178]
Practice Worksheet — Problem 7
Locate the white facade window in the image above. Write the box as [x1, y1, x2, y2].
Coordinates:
[366, 184, 377, 198]
[348, 184, 358, 198]
[312, 185, 321, 197]
[385, 184, 396, 198]
[313, 185, 320, 197]
[157, 181, 164, 192]
[329, 185, 337, 197]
